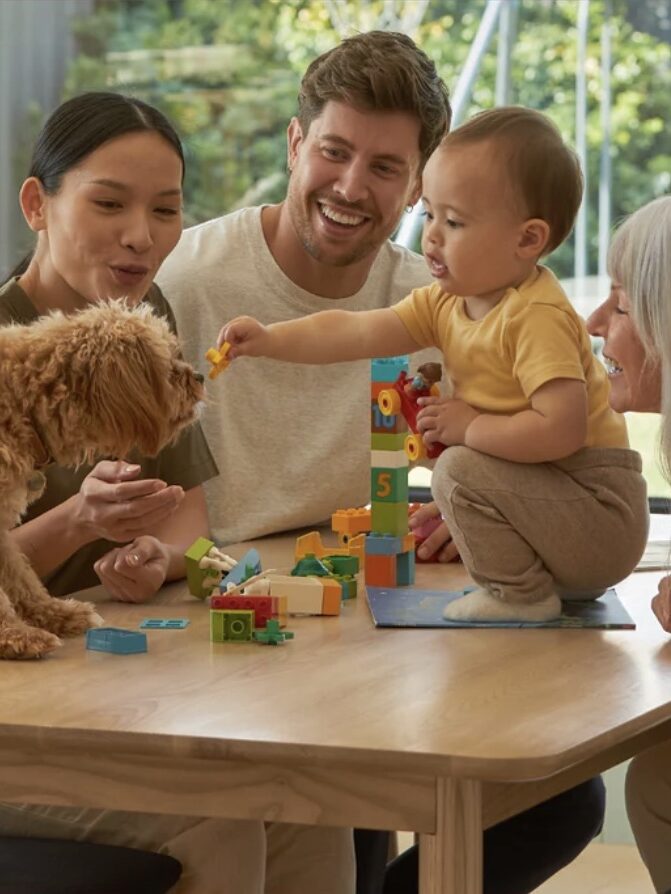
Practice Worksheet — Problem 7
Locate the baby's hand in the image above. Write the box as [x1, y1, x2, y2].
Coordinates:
[217, 316, 272, 359]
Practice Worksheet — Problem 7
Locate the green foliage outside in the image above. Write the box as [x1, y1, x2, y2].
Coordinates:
[54, 0, 670, 267]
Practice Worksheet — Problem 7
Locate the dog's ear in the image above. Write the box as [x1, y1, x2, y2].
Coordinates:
[83, 307, 175, 459]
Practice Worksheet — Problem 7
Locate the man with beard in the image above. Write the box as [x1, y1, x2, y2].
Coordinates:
[158, 30, 605, 894]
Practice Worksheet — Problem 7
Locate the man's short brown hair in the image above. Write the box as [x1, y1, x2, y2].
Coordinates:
[298, 31, 451, 168]
[442, 106, 583, 254]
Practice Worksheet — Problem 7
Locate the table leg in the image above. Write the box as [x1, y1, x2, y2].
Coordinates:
[419, 777, 483, 894]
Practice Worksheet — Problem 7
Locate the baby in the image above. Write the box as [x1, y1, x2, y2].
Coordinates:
[218, 107, 648, 623]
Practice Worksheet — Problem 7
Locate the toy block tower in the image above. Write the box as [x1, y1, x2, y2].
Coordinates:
[366, 357, 415, 587]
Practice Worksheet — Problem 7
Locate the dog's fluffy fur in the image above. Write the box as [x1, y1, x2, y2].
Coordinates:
[0, 301, 204, 659]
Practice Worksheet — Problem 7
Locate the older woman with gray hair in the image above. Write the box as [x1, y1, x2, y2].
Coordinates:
[587, 194, 671, 894]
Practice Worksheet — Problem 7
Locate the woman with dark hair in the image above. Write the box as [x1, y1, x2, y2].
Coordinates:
[3, 91, 213, 601]
[0, 92, 353, 894]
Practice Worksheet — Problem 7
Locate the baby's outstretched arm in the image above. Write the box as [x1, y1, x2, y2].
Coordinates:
[218, 308, 421, 365]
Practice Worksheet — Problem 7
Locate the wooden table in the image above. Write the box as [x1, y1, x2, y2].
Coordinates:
[2, 529, 671, 893]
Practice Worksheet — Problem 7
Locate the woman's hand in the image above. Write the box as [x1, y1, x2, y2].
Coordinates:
[409, 501, 459, 562]
[652, 574, 671, 633]
[416, 396, 480, 448]
[72, 460, 184, 544]
[94, 535, 170, 603]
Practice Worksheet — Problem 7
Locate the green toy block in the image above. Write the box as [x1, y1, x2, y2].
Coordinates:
[326, 555, 359, 576]
[371, 467, 409, 504]
[210, 609, 254, 643]
[185, 536, 217, 599]
[253, 619, 295, 645]
[371, 501, 409, 537]
[371, 432, 407, 451]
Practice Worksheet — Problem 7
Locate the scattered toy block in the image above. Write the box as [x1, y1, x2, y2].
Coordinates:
[253, 619, 295, 645]
[139, 619, 189, 629]
[210, 609, 255, 643]
[185, 536, 218, 599]
[205, 341, 231, 379]
[86, 628, 147, 655]
[220, 548, 261, 590]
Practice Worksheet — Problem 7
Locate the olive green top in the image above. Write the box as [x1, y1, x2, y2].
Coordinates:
[0, 278, 218, 596]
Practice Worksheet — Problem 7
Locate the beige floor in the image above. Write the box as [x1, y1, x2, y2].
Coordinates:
[534, 842, 654, 893]
[396, 836, 654, 893]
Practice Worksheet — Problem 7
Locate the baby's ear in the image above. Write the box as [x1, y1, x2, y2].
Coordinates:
[517, 219, 550, 259]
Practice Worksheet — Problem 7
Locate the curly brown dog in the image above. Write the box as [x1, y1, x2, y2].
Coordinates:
[0, 301, 204, 659]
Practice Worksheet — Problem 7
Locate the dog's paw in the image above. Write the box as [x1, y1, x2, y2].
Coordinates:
[443, 588, 562, 623]
[0, 625, 62, 660]
[40, 599, 104, 638]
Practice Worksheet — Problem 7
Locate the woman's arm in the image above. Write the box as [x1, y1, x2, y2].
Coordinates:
[10, 460, 185, 578]
[93, 485, 210, 603]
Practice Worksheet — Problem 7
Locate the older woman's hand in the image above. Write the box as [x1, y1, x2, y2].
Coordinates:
[652, 574, 671, 633]
[72, 460, 184, 544]
[94, 535, 170, 603]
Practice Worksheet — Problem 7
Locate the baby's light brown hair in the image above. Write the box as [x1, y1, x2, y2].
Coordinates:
[440, 106, 583, 255]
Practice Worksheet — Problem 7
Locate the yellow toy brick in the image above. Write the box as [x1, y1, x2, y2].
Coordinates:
[205, 341, 231, 379]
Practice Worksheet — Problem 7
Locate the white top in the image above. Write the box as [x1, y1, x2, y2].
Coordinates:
[158, 206, 432, 545]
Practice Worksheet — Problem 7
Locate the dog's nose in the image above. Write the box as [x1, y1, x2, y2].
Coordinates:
[194, 372, 205, 384]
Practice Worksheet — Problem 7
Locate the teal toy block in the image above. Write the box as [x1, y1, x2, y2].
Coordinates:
[291, 553, 332, 577]
[371, 467, 409, 504]
[371, 501, 409, 537]
[366, 534, 405, 555]
[253, 619, 295, 645]
[326, 555, 359, 576]
[371, 356, 408, 382]
[396, 549, 416, 586]
[338, 577, 358, 600]
[371, 432, 407, 451]
[210, 609, 254, 643]
[185, 536, 217, 599]
[140, 619, 189, 629]
[86, 627, 147, 654]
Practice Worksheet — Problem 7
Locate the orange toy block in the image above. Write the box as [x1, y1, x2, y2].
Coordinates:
[205, 342, 231, 379]
[321, 578, 342, 615]
[365, 553, 397, 587]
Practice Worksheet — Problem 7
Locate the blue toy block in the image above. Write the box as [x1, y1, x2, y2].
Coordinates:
[139, 619, 190, 629]
[365, 534, 404, 555]
[220, 548, 262, 590]
[371, 356, 409, 382]
[86, 627, 147, 654]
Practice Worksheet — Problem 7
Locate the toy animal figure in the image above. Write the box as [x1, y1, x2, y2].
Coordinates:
[0, 302, 204, 659]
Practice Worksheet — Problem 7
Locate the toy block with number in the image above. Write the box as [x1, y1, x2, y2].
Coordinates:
[210, 609, 255, 643]
[371, 467, 409, 504]
[371, 401, 407, 435]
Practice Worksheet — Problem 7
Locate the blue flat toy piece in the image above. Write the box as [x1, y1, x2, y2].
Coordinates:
[86, 627, 148, 654]
[220, 548, 262, 589]
[139, 619, 190, 629]
[366, 587, 635, 629]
